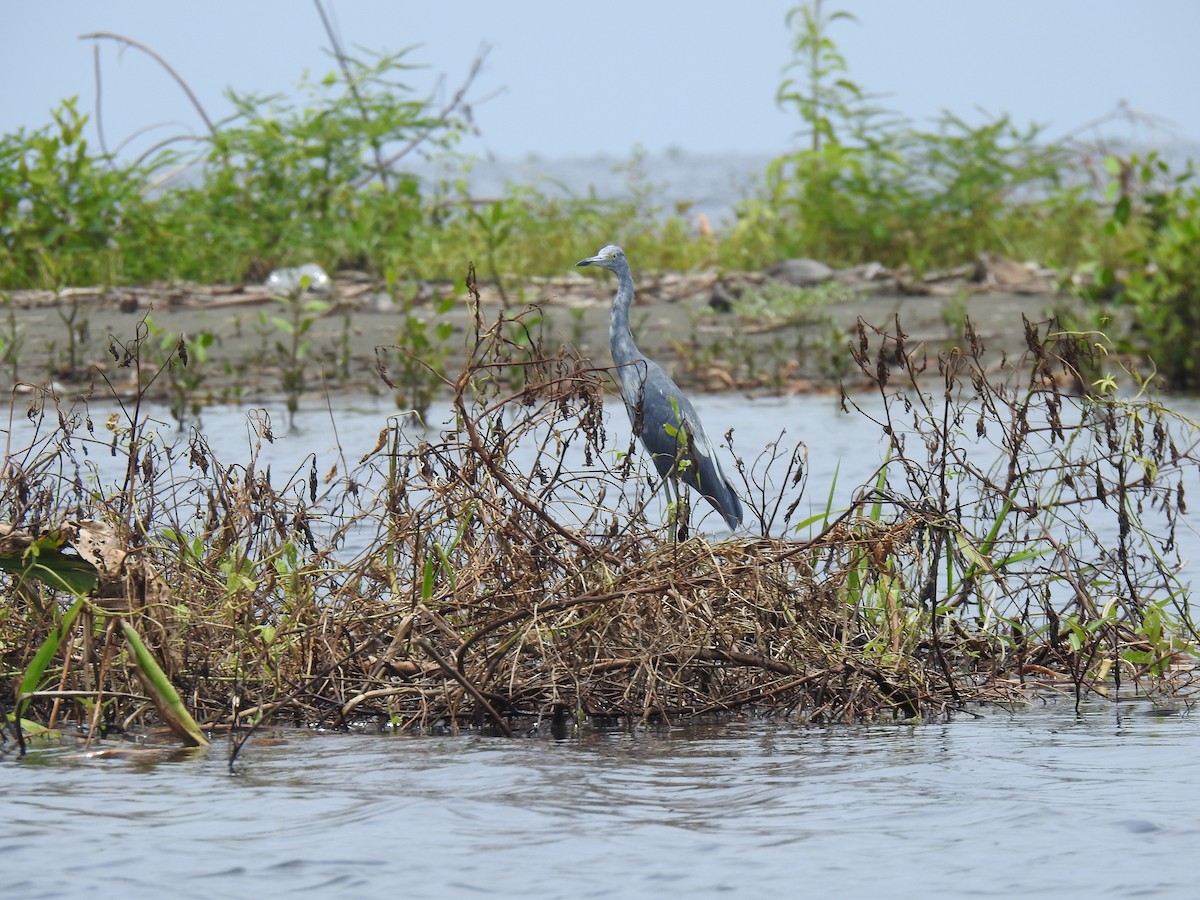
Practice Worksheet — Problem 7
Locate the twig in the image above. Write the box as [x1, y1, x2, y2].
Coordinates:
[79, 32, 217, 137]
[312, 0, 390, 191]
[350, 45, 490, 189]
[416, 638, 513, 737]
[91, 44, 111, 164]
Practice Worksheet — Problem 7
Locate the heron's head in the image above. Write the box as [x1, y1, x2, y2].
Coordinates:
[576, 244, 626, 271]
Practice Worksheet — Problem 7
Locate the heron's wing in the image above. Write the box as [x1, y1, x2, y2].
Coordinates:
[633, 366, 743, 527]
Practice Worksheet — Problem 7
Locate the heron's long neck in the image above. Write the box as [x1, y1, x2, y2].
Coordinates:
[608, 263, 641, 362]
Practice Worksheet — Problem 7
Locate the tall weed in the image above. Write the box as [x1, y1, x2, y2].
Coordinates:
[764, 2, 1096, 273]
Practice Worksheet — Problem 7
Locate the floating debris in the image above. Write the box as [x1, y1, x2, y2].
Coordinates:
[265, 263, 332, 295]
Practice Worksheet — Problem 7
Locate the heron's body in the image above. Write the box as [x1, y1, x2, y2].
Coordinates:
[577, 245, 743, 531]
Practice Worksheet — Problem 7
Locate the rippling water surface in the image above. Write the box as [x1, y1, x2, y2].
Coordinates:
[6, 703, 1199, 898]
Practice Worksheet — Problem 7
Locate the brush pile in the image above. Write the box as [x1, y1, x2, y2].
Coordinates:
[2, 275, 1198, 744]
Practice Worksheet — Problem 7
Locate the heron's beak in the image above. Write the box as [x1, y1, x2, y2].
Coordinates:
[576, 257, 597, 268]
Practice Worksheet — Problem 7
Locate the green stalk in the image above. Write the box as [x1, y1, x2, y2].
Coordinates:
[14, 596, 85, 723]
[121, 620, 209, 747]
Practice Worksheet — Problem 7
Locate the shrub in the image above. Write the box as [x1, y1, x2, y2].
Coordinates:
[1089, 153, 1200, 388]
[0, 99, 149, 287]
[764, 3, 1097, 273]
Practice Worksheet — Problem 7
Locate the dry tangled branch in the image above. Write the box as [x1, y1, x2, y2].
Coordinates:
[2, 290, 1198, 744]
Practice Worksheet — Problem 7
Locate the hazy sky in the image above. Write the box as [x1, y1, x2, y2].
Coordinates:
[5, 1, 1198, 162]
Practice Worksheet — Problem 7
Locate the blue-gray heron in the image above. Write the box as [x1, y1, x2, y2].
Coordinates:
[577, 244, 743, 532]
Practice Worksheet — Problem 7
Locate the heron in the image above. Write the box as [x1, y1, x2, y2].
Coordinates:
[577, 244, 743, 533]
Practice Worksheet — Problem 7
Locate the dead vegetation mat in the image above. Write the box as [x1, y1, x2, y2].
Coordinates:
[2, 274, 1199, 746]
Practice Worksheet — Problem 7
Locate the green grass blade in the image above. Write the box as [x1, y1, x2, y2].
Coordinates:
[120, 620, 209, 747]
[794, 460, 843, 536]
[14, 596, 85, 719]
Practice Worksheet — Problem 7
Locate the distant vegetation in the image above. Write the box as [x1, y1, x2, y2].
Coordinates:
[0, 3, 1197, 383]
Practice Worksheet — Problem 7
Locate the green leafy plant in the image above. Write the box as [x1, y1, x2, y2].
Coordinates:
[764, 2, 1092, 275]
[269, 277, 332, 425]
[377, 272, 456, 417]
[1089, 153, 1200, 388]
[50, 288, 91, 378]
[1, 525, 207, 748]
[0, 36, 479, 289]
[776, 1, 874, 153]
[0, 98, 148, 287]
[146, 46, 466, 284]
[729, 279, 851, 324]
[467, 198, 519, 307]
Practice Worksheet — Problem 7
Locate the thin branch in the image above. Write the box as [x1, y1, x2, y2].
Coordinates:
[79, 32, 217, 138]
[351, 45, 490, 190]
[417, 638, 513, 737]
[312, 0, 390, 190]
[129, 134, 208, 172]
[91, 44, 112, 165]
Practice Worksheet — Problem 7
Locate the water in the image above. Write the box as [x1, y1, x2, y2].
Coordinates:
[411, 143, 1200, 229]
[29, 388, 1199, 549]
[5, 394, 1200, 897]
[14, 392, 873, 541]
[5, 702, 1198, 898]
[414, 150, 775, 225]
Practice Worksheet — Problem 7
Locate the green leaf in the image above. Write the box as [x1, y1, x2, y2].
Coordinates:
[4, 717, 58, 740]
[121, 620, 209, 746]
[420, 556, 437, 601]
[1113, 194, 1131, 227]
[17, 597, 85, 715]
[0, 536, 99, 597]
[993, 547, 1051, 569]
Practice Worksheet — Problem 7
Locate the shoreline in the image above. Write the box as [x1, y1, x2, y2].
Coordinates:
[1, 261, 1082, 406]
